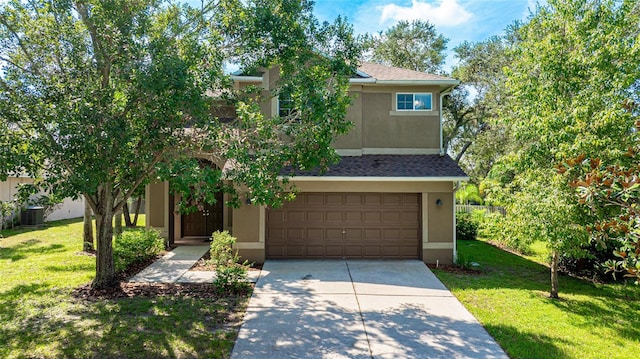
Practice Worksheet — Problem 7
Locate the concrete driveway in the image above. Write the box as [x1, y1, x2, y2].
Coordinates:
[231, 260, 507, 359]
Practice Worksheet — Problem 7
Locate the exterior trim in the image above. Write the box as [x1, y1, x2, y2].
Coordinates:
[377, 80, 460, 86]
[349, 78, 376, 83]
[423, 242, 454, 249]
[335, 149, 363, 156]
[287, 176, 469, 182]
[362, 148, 440, 155]
[234, 242, 265, 250]
[389, 110, 438, 117]
[230, 75, 262, 82]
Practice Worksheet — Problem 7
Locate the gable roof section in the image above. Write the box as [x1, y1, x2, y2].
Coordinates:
[357, 62, 455, 82]
[231, 62, 459, 86]
[283, 155, 468, 181]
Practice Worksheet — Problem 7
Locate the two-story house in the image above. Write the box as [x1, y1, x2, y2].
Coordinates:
[145, 62, 468, 265]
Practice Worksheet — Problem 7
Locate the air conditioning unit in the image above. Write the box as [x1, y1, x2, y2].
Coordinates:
[21, 206, 44, 227]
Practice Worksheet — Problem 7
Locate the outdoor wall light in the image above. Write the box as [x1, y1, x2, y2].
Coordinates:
[245, 198, 252, 205]
[436, 199, 443, 207]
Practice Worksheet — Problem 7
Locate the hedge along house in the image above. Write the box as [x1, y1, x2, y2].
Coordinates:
[145, 62, 468, 264]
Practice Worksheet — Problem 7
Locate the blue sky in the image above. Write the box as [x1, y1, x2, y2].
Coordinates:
[313, 0, 540, 70]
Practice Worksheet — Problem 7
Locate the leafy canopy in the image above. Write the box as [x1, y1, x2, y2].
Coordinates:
[0, 0, 360, 288]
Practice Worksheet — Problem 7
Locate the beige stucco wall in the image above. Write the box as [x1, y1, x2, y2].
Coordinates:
[146, 181, 166, 228]
[361, 87, 441, 150]
[333, 86, 363, 149]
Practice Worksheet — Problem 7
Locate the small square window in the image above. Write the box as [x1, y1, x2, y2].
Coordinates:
[396, 93, 432, 111]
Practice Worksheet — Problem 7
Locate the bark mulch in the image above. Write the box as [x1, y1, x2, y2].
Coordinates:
[427, 263, 482, 275]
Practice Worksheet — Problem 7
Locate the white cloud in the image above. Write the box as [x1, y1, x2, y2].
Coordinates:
[378, 0, 473, 27]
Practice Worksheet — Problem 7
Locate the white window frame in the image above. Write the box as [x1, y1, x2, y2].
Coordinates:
[396, 93, 433, 111]
[277, 94, 295, 118]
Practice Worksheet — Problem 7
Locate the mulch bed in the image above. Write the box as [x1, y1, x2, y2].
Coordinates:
[427, 263, 482, 275]
[72, 250, 255, 301]
[72, 282, 252, 301]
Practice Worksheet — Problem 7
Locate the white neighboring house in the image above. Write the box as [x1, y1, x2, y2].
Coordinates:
[0, 175, 84, 223]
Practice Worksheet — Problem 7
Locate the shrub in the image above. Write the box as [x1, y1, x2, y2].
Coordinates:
[113, 229, 164, 273]
[456, 212, 478, 240]
[209, 230, 250, 292]
[455, 251, 474, 270]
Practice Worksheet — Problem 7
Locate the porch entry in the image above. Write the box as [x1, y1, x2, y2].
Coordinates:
[181, 190, 224, 239]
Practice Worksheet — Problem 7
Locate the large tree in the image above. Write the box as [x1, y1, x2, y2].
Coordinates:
[0, 0, 359, 289]
[443, 35, 513, 180]
[494, 0, 640, 292]
[363, 20, 448, 73]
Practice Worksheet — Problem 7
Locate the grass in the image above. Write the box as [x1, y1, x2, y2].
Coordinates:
[0, 216, 246, 359]
[434, 239, 640, 359]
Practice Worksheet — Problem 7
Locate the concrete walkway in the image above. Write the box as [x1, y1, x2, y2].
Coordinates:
[128, 246, 261, 284]
[231, 260, 507, 359]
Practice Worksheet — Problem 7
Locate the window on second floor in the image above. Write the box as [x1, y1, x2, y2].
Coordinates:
[396, 93, 432, 111]
[278, 90, 296, 118]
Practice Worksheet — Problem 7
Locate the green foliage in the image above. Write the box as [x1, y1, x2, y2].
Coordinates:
[444, 35, 514, 180]
[566, 133, 640, 282]
[209, 231, 250, 292]
[454, 251, 474, 270]
[434, 239, 640, 359]
[456, 183, 483, 204]
[0, 0, 360, 288]
[456, 212, 479, 241]
[0, 217, 245, 358]
[113, 229, 164, 274]
[363, 20, 448, 73]
[504, 0, 639, 168]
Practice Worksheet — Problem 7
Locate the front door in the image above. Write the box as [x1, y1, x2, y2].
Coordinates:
[181, 191, 224, 238]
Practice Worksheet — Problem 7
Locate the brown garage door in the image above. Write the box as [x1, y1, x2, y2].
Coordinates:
[266, 193, 420, 259]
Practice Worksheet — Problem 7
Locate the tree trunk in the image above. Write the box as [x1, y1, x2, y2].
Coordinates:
[92, 186, 116, 289]
[132, 198, 141, 226]
[114, 208, 123, 237]
[550, 250, 560, 299]
[123, 202, 134, 227]
[83, 196, 94, 252]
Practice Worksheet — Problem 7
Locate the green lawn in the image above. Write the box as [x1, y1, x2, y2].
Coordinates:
[0, 216, 246, 359]
[433, 239, 640, 359]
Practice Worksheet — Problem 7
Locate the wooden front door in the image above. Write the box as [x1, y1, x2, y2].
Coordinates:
[181, 191, 224, 238]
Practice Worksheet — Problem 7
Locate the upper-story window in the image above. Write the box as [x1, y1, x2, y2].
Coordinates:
[278, 90, 296, 118]
[396, 93, 432, 111]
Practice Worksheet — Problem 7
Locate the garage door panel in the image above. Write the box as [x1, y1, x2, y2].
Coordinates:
[307, 245, 325, 256]
[266, 193, 419, 259]
[345, 194, 363, 206]
[345, 228, 363, 241]
[363, 211, 381, 222]
[286, 246, 305, 257]
[326, 246, 344, 257]
[306, 228, 325, 241]
[326, 228, 344, 240]
[287, 228, 304, 240]
[326, 211, 342, 222]
[363, 194, 382, 206]
[382, 194, 402, 205]
[344, 246, 363, 257]
[326, 194, 343, 205]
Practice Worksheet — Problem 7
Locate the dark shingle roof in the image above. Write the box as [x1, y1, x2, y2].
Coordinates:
[284, 155, 467, 178]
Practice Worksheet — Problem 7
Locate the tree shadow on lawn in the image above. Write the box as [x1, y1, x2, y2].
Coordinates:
[0, 239, 65, 261]
[0, 218, 83, 239]
[0, 284, 244, 358]
[482, 323, 571, 359]
[442, 240, 640, 343]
